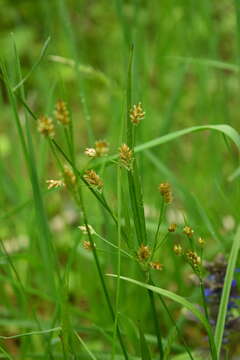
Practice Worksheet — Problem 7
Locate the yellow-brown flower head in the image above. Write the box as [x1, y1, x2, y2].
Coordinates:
[46, 179, 65, 190]
[83, 170, 103, 191]
[185, 250, 201, 271]
[78, 224, 95, 235]
[83, 240, 95, 250]
[150, 261, 163, 271]
[183, 226, 194, 237]
[168, 223, 177, 232]
[137, 244, 151, 262]
[54, 100, 70, 125]
[119, 143, 133, 170]
[173, 244, 183, 255]
[95, 140, 109, 157]
[63, 166, 76, 187]
[130, 102, 145, 125]
[38, 116, 55, 138]
[159, 182, 172, 203]
[198, 237, 205, 247]
[84, 148, 97, 158]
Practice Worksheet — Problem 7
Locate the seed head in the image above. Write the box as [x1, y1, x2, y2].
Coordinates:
[150, 261, 163, 271]
[138, 244, 151, 262]
[63, 166, 76, 187]
[198, 237, 205, 247]
[119, 143, 133, 170]
[83, 170, 103, 191]
[46, 179, 65, 190]
[38, 116, 55, 138]
[78, 224, 95, 235]
[54, 100, 70, 125]
[83, 240, 95, 250]
[129, 102, 145, 125]
[186, 250, 201, 270]
[84, 148, 97, 158]
[159, 182, 172, 203]
[183, 226, 194, 237]
[95, 140, 109, 157]
[168, 223, 177, 232]
[173, 244, 183, 255]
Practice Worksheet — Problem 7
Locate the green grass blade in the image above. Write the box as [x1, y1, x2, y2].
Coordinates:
[74, 331, 97, 360]
[13, 36, 51, 92]
[214, 225, 240, 358]
[108, 274, 217, 359]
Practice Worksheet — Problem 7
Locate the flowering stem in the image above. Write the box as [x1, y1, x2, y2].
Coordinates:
[152, 198, 165, 258]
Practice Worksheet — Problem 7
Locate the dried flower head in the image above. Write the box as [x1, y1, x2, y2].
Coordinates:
[83, 170, 103, 191]
[78, 224, 95, 235]
[183, 226, 194, 237]
[150, 261, 163, 271]
[186, 250, 201, 271]
[159, 182, 172, 203]
[130, 102, 145, 125]
[84, 148, 97, 158]
[54, 100, 70, 125]
[119, 143, 133, 170]
[95, 140, 109, 157]
[37, 116, 55, 138]
[83, 240, 95, 250]
[46, 179, 65, 190]
[63, 166, 76, 187]
[198, 237, 205, 247]
[168, 223, 177, 232]
[138, 244, 151, 262]
[173, 244, 183, 255]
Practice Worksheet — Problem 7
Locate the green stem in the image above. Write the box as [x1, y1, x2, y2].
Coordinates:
[152, 199, 165, 258]
[199, 278, 217, 360]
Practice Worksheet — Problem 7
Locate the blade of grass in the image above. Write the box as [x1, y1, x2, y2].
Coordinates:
[214, 225, 240, 358]
[108, 274, 217, 360]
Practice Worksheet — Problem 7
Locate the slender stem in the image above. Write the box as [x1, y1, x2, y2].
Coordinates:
[148, 278, 164, 360]
[152, 199, 165, 257]
[199, 277, 217, 360]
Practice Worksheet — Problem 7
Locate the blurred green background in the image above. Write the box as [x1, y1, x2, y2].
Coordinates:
[0, 0, 240, 358]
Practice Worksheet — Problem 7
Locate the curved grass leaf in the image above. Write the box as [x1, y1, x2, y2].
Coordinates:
[108, 274, 216, 358]
[214, 225, 240, 358]
[94, 124, 240, 168]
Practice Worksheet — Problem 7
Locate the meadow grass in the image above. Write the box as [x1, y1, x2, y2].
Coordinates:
[0, 1, 240, 359]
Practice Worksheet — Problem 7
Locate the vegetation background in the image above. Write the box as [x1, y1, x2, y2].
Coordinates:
[0, 0, 240, 359]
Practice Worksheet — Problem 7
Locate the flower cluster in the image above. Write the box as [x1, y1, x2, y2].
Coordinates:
[54, 100, 70, 125]
[37, 116, 55, 138]
[159, 182, 172, 203]
[129, 102, 145, 125]
[119, 143, 133, 170]
[84, 140, 109, 158]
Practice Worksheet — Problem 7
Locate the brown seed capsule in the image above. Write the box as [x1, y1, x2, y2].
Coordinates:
[129, 102, 145, 125]
[168, 223, 177, 232]
[173, 244, 183, 255]
[119, 143, 133, 170]
[38, 116, 55, 138]
[159, 182, 173, 203]
[198, 237, 205, 246]
[83, 170, 103, 191]
[183, 226, 194, 237]
[138, 244, 151, 262]
[46, 179, 65, 190]
[54, 100, 70, 125]
[83, 240, 95, 250]
[150, 261, 163, 271]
